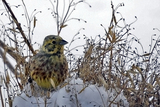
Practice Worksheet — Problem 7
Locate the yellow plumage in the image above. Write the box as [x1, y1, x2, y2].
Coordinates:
[29, 35, 68, 90]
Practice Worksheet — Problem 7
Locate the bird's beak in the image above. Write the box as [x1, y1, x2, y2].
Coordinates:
[59, 39, 68, 45]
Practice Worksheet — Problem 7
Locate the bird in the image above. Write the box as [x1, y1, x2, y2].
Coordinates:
[29, 35, 68, 90]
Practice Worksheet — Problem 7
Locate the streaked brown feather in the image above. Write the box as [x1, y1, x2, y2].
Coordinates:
[29, 35, 68, 90]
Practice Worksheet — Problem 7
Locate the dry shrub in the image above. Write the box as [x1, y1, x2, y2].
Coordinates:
[0, 0, 160, 107]
[67, 2, 160, 107]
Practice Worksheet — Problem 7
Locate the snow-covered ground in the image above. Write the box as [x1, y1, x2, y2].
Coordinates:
[13, 78, 129, 107]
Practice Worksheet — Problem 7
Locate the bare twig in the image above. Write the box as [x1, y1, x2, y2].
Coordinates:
[0, 86, 4, 107]
[0, 40, 26, 64]
[2, 0, 36, 55]
[0, 48, 15, 74]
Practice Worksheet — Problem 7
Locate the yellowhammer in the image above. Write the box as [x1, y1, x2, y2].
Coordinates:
[29, 35, 68, 90]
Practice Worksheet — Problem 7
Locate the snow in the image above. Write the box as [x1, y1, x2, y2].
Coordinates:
[13, 78, 129, 107]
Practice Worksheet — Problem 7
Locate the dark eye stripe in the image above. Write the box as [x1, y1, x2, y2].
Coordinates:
[45, 43, 51, 48]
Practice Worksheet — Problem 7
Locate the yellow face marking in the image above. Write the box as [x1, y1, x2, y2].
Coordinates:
[41, 35, 67, 54]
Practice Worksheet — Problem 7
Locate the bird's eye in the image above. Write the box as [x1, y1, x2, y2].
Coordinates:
[52, 41, 56, 44]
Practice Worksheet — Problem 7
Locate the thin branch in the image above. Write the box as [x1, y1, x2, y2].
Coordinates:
[56, 0, 59, 34]
[58, 0, 74, 35]
[0, 86, 4, 107]
[0, 39, 26, 65]
[2, 0, 36, 55]
[0, 48, 15, 74]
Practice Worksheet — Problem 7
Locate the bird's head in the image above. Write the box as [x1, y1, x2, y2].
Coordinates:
[41, 35, 68, 54]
